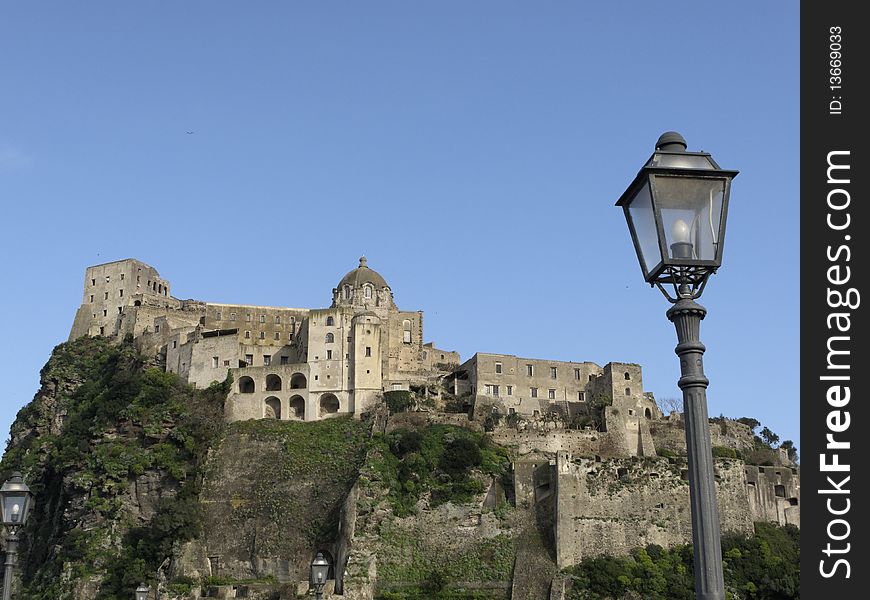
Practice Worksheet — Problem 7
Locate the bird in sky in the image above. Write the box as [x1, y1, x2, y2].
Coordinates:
[186, 131, 195, 135]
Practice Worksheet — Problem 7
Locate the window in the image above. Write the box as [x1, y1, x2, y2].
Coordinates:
[550, 367, 557, 379]
[548, 389, 556, 399]
[245, 331, 251, 339]
[230, 312, 236, 321]
[91, 279, 96, 286]
[527, 364, 533, 377]
[364, 285, 372, 298]
[89, 295, 94, 303]
[119, 289, 124, 297]
[120, 273, 125, 280]
[403, 320, 412, 344]
[280, 356, 289, 365]
[102, 309, 107, 316]
[575, 368, 581, 380]
[172, 341, 177, 349]
[492, 385, 499, 397]
[118, 307, 123, 314]
[326, 316, 334, 326]
[260, 314, 265, 323]
[259, 331, 265, 340]
[212, 357, 219, 368]
[224, 360, 230, 366]
[326, 333, 335, 344]
[391, 383, 402, 391]
[104, 291, 109, 300]
[495, 362, 502, 374]
[624, 372, 631, 380]
[245, 354, 253, 366]
[99, 326, 105, 335]
[154, 324, 160, 333]
[246, 314, 252, 322]
[216, 312, 222, 320]
[327, 350, 333, 359]
[485, 384, 491, 395]
[578, 391, 586, 401]
[589, 375, 594, 381]
[509, 408, 516, 415]
[199, 316, 206, 325]
[105, 276, 110, 283]
[530, 387, 538, 398]
[507, 385, 513, 396]
[263, 355, 271, 366]
[274, 332, 280, 340]
[275, 315, 281, 324]
[365, 346, 372, 357]
[625, 388, 631, 396]
[343, 285, 352, 299]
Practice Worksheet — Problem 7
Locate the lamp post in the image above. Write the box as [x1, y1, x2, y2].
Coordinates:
[616, 132, 738, 600]
[1, 473, 34, 600]
[135, 583, 150, 600]
[309, 552, 330, 600]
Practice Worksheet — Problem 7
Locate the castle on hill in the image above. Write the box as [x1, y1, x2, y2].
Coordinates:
[68, 257, 659, 434]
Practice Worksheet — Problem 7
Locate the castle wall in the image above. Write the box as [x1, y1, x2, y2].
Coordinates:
[745, 465, 801, 527]
[225, 364, 312, 422]
[463, 353, 602, 418]
[553, 454, 754, 568]
[204, 303, 308, 348]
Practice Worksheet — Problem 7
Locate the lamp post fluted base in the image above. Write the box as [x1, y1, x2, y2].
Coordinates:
[2, 532, 18, 600]
[667, 298, 725, 600]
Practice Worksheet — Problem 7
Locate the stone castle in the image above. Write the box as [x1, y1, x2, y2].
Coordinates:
[67, 257, 800, 582]
[69, 257, 658, 436]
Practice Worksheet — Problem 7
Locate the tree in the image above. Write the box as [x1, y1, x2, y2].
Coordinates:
[780, 439, 798, 462]
[736, 417, 761, 432]
[759, 426, 780, 447]
[657, 396, 683, 415]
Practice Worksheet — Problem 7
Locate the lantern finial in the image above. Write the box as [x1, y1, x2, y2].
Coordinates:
[656, 131, 687, 152]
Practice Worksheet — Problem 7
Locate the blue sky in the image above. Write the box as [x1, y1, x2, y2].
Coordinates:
[0, 2, 799, 451]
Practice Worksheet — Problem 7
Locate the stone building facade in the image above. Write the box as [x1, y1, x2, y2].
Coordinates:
[69, 257, 460, 422]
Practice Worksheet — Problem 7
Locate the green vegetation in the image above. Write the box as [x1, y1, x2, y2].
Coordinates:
[368, 425, 511, 516]
[712, 446, 738, 459]
[0, 337, 226, 599]
[564, 522, 799, 599]
[385, 390, 414, 414]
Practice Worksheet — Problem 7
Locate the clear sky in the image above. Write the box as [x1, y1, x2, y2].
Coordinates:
[0, 2, 799, 452]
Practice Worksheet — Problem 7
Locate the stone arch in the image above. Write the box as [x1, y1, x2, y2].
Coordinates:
[645, 407, 652, 419]
[624, 388, 631, 396]
[402, 319, 412, 343]
[288, 395, 305, 420]
[239, 376, 255, 394]
[290, 373, 307, 389]
[326, 316, 334, 326]
[320, 393, 340, 416]
[313, 548, 336, 581]
[325, 332, 335, 344]
[265, 374, 282, 391]
[264, 397, 281, 419]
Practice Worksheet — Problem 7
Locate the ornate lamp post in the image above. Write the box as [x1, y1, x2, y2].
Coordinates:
[135, 583, 150, 600]
[309, 552, 330, 600]
[616, 132, 738, 600]
[1, 473, 34, 600]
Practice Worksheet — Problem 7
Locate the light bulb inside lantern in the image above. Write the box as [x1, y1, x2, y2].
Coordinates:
[11, 503, 20, 522]
[669, 219, 694, 259]
[671, 219, 690, 244]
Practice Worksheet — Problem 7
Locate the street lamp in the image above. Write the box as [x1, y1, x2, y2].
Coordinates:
[616, 132, 738, 600]
[135, 583, 150, 600]
[1, 472, 34, 600]
[309, 552, 330, 599]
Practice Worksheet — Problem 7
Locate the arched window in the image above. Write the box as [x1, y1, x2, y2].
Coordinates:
[239, 376, 255, 394]
[264, 397, 281, 419]
[624, 372, 631, 380]
[364, 285, 372, 298]
[290, 373, 308, 389]
[402, 320, 412, 344]
[624, 388, 631, 396]
[325, 333, 334, 344]
[266, 374, 282, 391]
[645, 407, 652, 419]
[289, 395, 305, 420]
[326, 316, 334, 326]
[320, 393, 340, 416]
[343, 285, 352, 299]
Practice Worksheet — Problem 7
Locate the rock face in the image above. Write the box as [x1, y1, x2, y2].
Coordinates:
[2, 339, 799, 599]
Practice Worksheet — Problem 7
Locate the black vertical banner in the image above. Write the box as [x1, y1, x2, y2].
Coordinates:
[801, 2, 868, 597]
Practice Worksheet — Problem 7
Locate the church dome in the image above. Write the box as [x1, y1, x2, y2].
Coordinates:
[338, 256, 390, 290]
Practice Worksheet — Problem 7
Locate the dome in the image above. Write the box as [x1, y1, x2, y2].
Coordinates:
[338, 256, 390, 290]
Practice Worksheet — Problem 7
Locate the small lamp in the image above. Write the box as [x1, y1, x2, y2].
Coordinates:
[0, 472, 33, 528]
[310, 551, 330, 589]
[135, 583, 150, 600]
